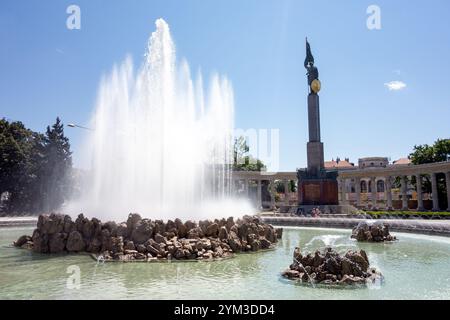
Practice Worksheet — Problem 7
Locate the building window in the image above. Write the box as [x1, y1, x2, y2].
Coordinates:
[361, 180, 367, 193]
[377, 180, 385, 193]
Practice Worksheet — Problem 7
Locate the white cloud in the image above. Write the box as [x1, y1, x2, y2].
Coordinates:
[384, 80, 407, 91]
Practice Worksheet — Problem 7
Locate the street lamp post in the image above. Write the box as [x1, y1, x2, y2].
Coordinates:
[67, 123, 94, 131]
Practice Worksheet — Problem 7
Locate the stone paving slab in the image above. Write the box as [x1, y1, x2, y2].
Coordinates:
[261, 217, 450, 237]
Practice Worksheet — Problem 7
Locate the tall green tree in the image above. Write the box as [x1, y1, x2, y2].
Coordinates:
[233, 136, 266, 172]
[409, 139, 450, 164]
[409, 138, 450, 209]
[0, 117, 73, 215]
[42, 117, 73, 211]
[0, 119, 45, 213]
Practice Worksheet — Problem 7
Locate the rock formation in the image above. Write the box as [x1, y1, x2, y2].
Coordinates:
[282, 247, 383, 285]
[351, 221, 397, 242]
[14, 213, 282, 262]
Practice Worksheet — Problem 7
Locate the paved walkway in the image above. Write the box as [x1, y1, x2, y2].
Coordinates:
[261, 216, 450, 237]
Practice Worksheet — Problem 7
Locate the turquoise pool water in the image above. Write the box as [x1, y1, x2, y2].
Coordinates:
[1, 226, 450, 300]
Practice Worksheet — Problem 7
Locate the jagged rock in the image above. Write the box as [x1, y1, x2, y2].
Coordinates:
[63, 215, 76, 234]
[81, 219, 94, 239]
[165, 220, 177, 234]
[49, 233, 66, 253]
[154, 233, 166, 244]
[218, 226, 228, 240]
[184, 220, 196, 233]
[32, 229, 48, 253]
[115, 223, 128, 238]
[153, 220, 165, 235]
[226, 217, 234, 231]
[352, 221, 397, 242]
[66, 231, 85, 252]
[187, 227, 203, 239]
[136, 244, 147, 253]
[103, 221, 118, 234]
[259, 238, 272, 249]
[131, 219, 153, 244]
[14, 235, 32, 247]
[346, 250, 369, 272]
[87, 237, 102, 253]
[205, 223, 219, 237]
[126, 213, 142, 231]
[282, 247, 383, 286]
[111, 237, 124, 254]
[39, 213, 64, 235]
[341, 258, 352, 275]
[227, 231, 242, 252]
[175, 219, 187, 238]
[293, 247, 302, 260]
[124, 241, 135, 251]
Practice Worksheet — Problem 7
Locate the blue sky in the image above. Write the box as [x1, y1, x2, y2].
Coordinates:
[1, 0, 450, 171]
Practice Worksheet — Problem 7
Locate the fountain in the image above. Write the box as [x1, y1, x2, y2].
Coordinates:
[68, 18, 251, 222]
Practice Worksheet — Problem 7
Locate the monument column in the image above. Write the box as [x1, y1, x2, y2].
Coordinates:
[355, 178, 361, 207]
[297, 38, 339, 207]
[305, 37, 324, 177]
[446, 172, 450, 212]
[416, 174, 424, 211]
[371, 177, 377, 209]
[257, 180, 262, 209]
[307, 94, 325, 177]
[431, 173, 440, 211]
[385, 176, 393, 210]
[401, 176, 409, 210]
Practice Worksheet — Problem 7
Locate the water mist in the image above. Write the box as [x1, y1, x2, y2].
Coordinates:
[68, 19, 253, 221]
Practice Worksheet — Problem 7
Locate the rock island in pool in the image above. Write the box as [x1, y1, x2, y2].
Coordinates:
[14, 213, 283, 262]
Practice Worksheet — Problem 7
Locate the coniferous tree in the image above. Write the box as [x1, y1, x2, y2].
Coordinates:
[42, 117, 73, 212]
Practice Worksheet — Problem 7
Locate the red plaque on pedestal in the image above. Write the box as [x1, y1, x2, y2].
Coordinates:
[298, 180, 339, 206]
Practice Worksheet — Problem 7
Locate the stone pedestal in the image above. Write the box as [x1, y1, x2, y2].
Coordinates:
[297, 170, 339, 206]
[298, 179, 338, 206]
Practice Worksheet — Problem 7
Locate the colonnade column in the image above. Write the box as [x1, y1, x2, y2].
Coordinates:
[355, 178, 361, 207]
[370, 177, 377, 209]
[243, 179, 249, 198]
[257, 180, 262, 210]
[270, 179, 275, 210]
[385, 176, 393, 210]
[416, 174, 424, 211]
[401, 176, 408, 210]
[340, 178, 347, 205]
[431, 173, 440, 211]
[446, 172, 450, 212]
[284, 180, 290, 206]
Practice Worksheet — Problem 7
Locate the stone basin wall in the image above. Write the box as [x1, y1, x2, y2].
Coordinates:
[282, 247, 383, 285]
[14, 213, 282, 262]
